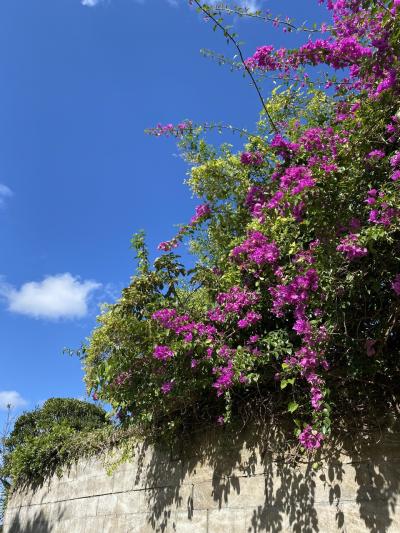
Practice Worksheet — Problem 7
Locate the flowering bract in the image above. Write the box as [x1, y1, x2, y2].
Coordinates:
[85, 0, 400, 452]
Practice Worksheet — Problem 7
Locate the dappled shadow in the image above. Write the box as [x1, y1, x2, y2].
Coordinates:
[5, 508, 55, 533]
[137, 412, 400, 532]
[3, 409, 400, 532]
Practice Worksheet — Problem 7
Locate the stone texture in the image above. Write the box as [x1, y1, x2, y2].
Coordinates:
[4, 432, 400, 532]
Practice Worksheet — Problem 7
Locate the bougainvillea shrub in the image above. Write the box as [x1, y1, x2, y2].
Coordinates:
[84, 0, 400, 450]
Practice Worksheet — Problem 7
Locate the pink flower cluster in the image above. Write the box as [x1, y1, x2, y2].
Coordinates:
[365, 189, 378, 206]
[270, 261, 328, 415]
[161, 381, 174, 394]
[158, 203, 211, 251]
[246, 36, 372, 73]
[231, 231, 280, 269]
[148, 121, 192, 137]
[215, 286, 260, 314]
[240, 151, 264, 166]
[369, 205, 398, 227]
[152, 309, 216, 343]
[336, 234, 368, 261]
[212, 360, 234, 396]
[269, 269, 319, 318]
[280, 166, 316, 196]
[207, 287, 262, 333]
[246, 0, 398, 99]
[386, 116, 400, 143]
[299, 425, 324, 450]
[189, 203, 211, 225]
[270, 134, 300, 156]
[367, 149, 385, 160]
[238, 310, 262, 329]
[147, 0, 400, 449]
[153, 345, 175, 361]
[391, 152, 400, 181]
[158, 239, 179, 252]
[266, 167, 315, 216]
[245, 186, 268, 223]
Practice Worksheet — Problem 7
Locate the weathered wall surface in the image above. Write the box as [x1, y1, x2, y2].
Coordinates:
[4, 428, 400, 532]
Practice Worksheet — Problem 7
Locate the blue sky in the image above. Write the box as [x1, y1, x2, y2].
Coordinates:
[0, 0, 327, 425]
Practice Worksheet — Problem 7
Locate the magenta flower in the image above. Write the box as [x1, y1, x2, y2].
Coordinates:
[392, 274, 400, 296]
[237, 310, 262, 329]
[212, 361, 234, 396]
[245, 185, 268, 222]
[153, 345, 174, 361]
[158, 240, 178, 251]
[161, 381, 174, 394]
[390, 153, 400, 169]
[310, 386, 323, 410]
[270, 133, 300, 155]
[337, 234, 367, 261]
[391, 170, 400, 181]
[231, 231, 280, 269]
[367, 149, 385, 160]
[293, 318, 312, 336]
[374, 70, 397, 98]
[299, 426, 324, 450]
[245, 45, 278, 71]
[189, 203, 211, 226]
[205, 348, 213, 359]
[240, 151, 264, 166]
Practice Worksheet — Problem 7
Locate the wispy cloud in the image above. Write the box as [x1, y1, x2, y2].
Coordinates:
[0, 273, 101, 320]
[200, 0, 261, 8]
[0, 391, 28, 410]
[0, 184, 13, 208]
[81, 0, 261, 9]
[81, 0, 102, 6]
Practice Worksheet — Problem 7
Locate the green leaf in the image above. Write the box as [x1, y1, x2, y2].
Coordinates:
[287, 401, 299, 413]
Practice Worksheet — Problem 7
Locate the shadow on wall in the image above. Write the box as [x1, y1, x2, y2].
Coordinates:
[4, 414, 400, 532]
[6, 509, 55, 533]
[138, 415, 400, 533]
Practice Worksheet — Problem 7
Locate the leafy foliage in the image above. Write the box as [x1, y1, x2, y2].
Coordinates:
[84, 0, 400, 451]
[1, 399, 110, 489]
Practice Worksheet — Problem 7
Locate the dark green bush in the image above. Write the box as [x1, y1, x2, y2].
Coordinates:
[1, 399, 110, 490]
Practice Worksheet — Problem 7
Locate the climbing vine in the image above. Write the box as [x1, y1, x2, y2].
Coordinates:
[85, 0, 400, 451]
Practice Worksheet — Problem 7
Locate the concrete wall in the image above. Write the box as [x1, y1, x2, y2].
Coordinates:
[3, 426, 400, 532]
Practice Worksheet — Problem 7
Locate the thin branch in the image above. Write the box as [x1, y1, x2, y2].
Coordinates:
[200, 122, 265, 141]
[192, 0, 278, 133]
[206, 4, 324, 33]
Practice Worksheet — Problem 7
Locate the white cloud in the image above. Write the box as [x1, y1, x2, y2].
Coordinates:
[203, 0, 261, 8]
[81, 0, 101, 6]
[0, 391, 27, 410]
[0, 184, 13, 207]
[0, 273, 101, 320]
